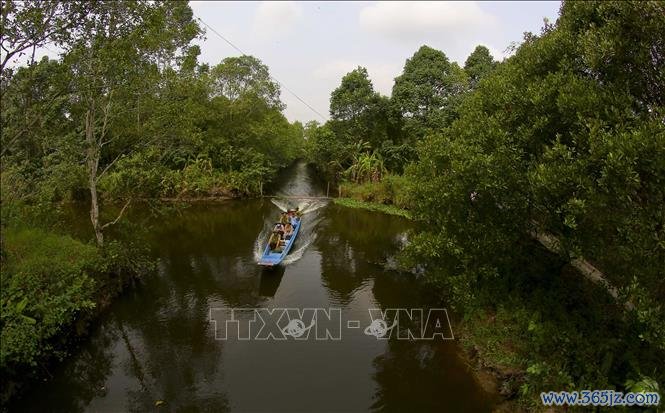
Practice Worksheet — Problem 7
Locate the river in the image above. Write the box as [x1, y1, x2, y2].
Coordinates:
[12, 162, 498, 412]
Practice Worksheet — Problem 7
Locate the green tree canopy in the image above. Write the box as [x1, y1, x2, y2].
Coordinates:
[408, 0, 665, 350]
[328, 66, 391, 150]
[330, 66, 376, 121]
[210, 55, 284, 111]
[463, 45, 497, 88]
[391, 45, 468, 133]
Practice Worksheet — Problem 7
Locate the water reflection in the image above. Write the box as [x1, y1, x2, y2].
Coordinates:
[316, 203, 408, 306]
[259, 267, 286, 297]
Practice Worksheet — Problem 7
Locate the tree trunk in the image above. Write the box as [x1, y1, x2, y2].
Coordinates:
[86, 103, 104, 247]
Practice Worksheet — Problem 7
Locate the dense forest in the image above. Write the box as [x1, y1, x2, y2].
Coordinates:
[1, 0, 302, 402]
[1, 0, 663, 409]
[306, 0, 664, 408]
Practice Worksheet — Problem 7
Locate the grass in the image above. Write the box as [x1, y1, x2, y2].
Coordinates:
[333, 197, 413, 219]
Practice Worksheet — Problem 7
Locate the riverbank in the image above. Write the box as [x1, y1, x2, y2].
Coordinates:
[332, 198, 412, 219]
[331, 192, 530, 407]
[0, 226, 151, 405]
[331, 175, 414, 219]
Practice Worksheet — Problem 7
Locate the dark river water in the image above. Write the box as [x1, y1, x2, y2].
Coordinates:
[13, 163, 497, 412]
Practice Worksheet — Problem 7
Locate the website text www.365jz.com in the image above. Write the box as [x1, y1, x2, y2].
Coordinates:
[541, 390, 660, 407]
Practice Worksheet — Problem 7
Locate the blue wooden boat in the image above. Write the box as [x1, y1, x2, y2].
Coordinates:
[258, 217, 301, 266]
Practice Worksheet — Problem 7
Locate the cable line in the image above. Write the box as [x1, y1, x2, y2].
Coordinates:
[196, 16, 328, 122]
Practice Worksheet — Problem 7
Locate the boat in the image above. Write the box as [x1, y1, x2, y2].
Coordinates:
[258, 216, 301, 267]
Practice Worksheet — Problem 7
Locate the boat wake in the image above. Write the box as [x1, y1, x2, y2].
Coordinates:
[270, 198, 328, 215]
[281, 233, 317, 265]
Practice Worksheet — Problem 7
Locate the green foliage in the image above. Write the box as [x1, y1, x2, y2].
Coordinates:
[339, 174, 412, 210]
[625, 375, 660, 394]
[329, 67, 392, 151]
[392, 45, 469, 135]
[463, 45, 497, 88]
[405, 0, 665, 403]
[0, 223, 153, 403]
[333, 198, 411, 220]
[1, 1, 304, 401]
[211, 55, 284, 111]
[1, 6, 303, 205]
[330, 66, 376, 121]
[0, 1, 89, 73]
[457, 251, 663, 410]
[344, 150, 387, 184]
[305, 122, 348, 181]
[0, 227, 98, 373]
[306, 44, 479, 183]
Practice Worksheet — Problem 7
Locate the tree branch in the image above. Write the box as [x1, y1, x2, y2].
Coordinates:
[98, 90, 113, 145]
[96, 152, 124, 182]
[101, 199, 131, 230]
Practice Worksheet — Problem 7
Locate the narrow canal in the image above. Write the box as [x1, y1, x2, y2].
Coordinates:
[13, 162, 498, 412]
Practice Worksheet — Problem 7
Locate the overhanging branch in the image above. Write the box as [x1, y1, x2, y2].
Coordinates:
[101, 199, 131, 230]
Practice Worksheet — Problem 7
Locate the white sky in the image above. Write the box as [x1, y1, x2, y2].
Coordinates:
[5, 1, 561, 124]
[189, 1, 561, 123]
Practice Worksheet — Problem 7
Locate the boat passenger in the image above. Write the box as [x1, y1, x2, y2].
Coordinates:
[280, 213, 289, 225]
[268, 231, 281, 251]
[284, 223, 294, 239]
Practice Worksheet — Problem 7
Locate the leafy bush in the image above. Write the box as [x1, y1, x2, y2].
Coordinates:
[404, 1, 665, 404]
[0, 228, 99, 373]
[100, 149, 274, 199]
[339, 174, 412, 210]
[333, 198, 412, 219]
[98, 149, 170, 199]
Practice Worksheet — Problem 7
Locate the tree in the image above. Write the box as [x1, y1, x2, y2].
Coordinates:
[0, 0, 88, 74]
[61, 1, 200, 246]
[391, 45, 468, 135]
[463, 45, 497, 88]
[210, 55, 284, 111]
[407, 0, 665, 362]
[328, 67, 391, 155]
[330, 67, 376, 122]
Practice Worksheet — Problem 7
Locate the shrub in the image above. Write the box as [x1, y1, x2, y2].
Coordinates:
[339, 174, 412, 209]
[0, 228, 99, 374]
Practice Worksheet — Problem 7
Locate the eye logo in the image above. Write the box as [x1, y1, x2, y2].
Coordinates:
[364, 319, 397, 338]
[281, 318, 315, 338]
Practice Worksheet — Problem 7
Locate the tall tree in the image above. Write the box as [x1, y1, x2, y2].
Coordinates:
[330, 66, 375, 122]
[329, 67, 390, 149]
[210, 55, 284, 111]
[463, 45, 497, 88]
[408, 0, 665, 353]
[391, 45, 468, 135]
[61, 1, 200, 246]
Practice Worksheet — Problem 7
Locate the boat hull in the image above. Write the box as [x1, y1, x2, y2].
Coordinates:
[258, 218, 301, 266]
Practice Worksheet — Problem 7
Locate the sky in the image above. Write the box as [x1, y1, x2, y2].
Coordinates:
[6, 1, 561, 124]
[189, 1, 562, 123]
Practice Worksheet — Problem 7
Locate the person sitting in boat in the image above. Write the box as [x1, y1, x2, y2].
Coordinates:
[268, 231, 282, 251]
[273, 223, 284, 235]
[280, 212, 289, 225]
[283, 223, 294, 240]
